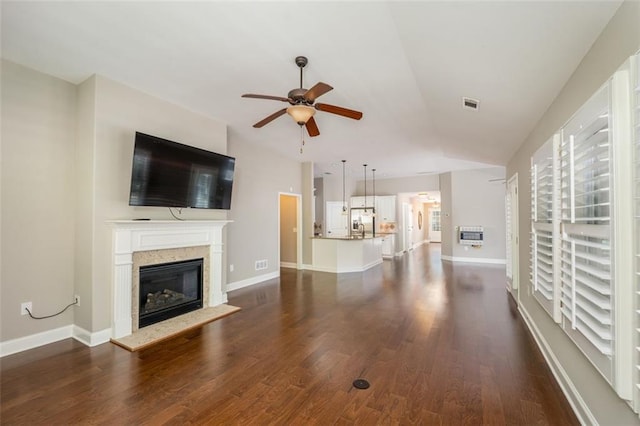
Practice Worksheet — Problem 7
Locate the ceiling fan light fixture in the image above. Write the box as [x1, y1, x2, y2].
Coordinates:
[287, 105, 315, 125]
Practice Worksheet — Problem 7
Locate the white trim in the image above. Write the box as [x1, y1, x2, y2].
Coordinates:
[305, 258, 383, 274]
[519, 305, 595, 426]
[441, 255, 506, 265]
[107, 220, 231, 339]
[72, 326, 111, 347]
[280, 261, 298, 269]
[226, 271, 279, 292]
[1, 325, 73, 357]
[1, 325, 117, 357]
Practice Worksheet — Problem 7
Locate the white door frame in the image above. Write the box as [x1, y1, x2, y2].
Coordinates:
[278, 192, 302, 269]
[402, 202, 413, 252]
[506, 173, 519, 295]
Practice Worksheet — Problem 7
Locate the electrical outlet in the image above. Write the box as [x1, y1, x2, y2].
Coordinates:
[21, 302, 32, 316]
[74, 295, 80, 306]
[229, 264, 234, 272]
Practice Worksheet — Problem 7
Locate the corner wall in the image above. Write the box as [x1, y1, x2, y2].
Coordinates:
[1, 60, 77, 341]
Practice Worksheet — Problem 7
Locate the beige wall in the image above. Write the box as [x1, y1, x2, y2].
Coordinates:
[226, 137, 301, 284]
[354, 173, 440, 196]
[2, 63, 304, 341]
[1, 60, 77, 340]
[439, 172, 453, 257]
[438, 167, 506, 261]
[450, 168, 506, 261]
[506, 1, 639, 423]
[79, 76, 229, 333]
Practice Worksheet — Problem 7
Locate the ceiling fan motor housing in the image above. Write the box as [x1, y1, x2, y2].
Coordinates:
[288, 88, 310, 104]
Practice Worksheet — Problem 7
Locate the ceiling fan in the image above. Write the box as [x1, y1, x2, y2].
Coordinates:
[242, 56, 363, 137]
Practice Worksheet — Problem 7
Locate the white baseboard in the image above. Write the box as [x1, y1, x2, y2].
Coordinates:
[226, 271, 279, 292]
[0, 324, 114, 357]
[519, 305, 595, 426]
[305, 259, 383, 274]
[441, 255, 506, 265]
[0, 325, 73, 357]
[279, 261, 298, 269]
[72, 325, 111, 347]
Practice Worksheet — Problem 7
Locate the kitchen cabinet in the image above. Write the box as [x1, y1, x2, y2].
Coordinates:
[350, 196, 373, 208]
[375, 195, 397, 222]
[381, 234, 395, 258]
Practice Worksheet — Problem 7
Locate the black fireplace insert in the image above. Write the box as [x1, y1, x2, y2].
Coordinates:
[139, 258, 203, 328]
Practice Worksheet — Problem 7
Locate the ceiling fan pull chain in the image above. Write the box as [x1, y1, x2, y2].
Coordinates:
[300, 125, 305, 154]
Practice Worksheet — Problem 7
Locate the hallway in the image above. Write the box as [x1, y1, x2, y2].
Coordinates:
[1, 244, 577, 424]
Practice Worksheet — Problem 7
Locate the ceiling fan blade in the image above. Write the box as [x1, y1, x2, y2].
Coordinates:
[304, 82, 333, 103]
[253, 108, 287, 128]
[305, 116, 320, 137]
[315, 103, 363, 120]
[242, 94, 290, 103]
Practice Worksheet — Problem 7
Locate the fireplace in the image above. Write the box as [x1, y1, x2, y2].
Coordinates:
[139, 258, 204, 328]
[109, 220, 231, 339]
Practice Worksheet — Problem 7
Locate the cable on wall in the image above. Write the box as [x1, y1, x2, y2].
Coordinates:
[25, 299, 78, 320]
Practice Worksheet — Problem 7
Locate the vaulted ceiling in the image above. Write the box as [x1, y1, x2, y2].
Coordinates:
[1, 1, 621, 178]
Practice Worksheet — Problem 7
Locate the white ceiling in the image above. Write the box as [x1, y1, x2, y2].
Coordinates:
[1, 1, 621, 178]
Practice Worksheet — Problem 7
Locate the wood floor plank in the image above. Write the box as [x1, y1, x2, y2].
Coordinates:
[0, 244, 578, 425]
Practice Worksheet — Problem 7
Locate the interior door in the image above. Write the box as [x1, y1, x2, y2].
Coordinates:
[430, 209, 441, 242]
[325, 201, 348, 237]
[506, 174, 519, 293]
[402, 202, 413, 251]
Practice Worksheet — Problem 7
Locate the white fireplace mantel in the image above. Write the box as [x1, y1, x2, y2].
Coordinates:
[108, 220, 231, 339]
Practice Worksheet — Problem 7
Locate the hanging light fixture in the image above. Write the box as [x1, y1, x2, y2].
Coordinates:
[341, 160, 347, 214]
[286, 105, 316, 125]
[363, 164, 368, 213]
[372, 168, 376, 218]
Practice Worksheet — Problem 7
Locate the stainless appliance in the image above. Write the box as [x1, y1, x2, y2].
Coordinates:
[350, 208, 375, 238]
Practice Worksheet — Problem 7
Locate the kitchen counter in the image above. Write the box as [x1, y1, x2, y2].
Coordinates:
[311, 236, 383, 273]
[311, 235, 381, 240]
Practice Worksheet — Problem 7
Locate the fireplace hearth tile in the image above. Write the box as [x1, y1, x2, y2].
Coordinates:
[111, 304, 241, 351]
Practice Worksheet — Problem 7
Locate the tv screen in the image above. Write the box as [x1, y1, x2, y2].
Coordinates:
[128, 132, 235, 210]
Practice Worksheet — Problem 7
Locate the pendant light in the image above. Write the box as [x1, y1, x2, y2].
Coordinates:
[341, 160, 347, 214]
[372, 168, 376, 217]
[363, 164, 368, 214]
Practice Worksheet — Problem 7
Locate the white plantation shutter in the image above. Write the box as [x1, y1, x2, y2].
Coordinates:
[632, 53, 640, 413]
[559, 83, 616, 380]
[506, 191, 512, 281]
[558, 64, 635, 399]
[531, 136, 560, 321]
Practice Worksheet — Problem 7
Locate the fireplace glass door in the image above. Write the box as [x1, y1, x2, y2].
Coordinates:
[139, 258, 203, 328]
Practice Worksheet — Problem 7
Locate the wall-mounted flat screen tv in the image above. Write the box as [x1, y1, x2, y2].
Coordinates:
[128, 132, 235, 210]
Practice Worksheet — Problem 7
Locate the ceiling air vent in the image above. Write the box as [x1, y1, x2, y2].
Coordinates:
[462, 97, 480, 111]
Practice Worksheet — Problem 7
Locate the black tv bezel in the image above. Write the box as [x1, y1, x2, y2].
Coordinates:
[128, 132, 235, 210]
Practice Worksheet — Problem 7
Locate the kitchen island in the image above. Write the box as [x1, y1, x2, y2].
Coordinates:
[311, 236, 383, 273]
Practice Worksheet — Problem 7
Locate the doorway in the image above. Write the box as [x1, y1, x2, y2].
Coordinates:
[402, 202, 413, 252]
[279, 193, 302, 269]
[506, 174, 519, 295]
[429, 208, 442, 243]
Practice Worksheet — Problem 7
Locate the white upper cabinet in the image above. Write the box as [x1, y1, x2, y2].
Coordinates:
[350, 196, 371, 208]
[375, 196, 397, 222]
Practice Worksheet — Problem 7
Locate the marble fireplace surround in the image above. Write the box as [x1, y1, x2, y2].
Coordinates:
[109, 220, 231, 339]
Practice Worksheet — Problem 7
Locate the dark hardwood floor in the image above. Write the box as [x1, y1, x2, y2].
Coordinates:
[1, 244, 578, 425]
